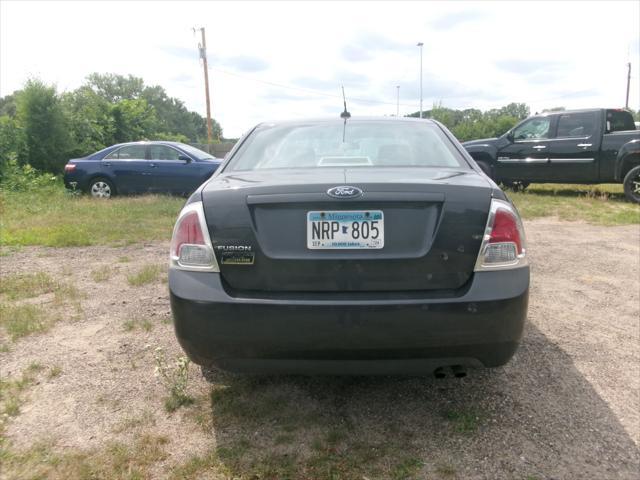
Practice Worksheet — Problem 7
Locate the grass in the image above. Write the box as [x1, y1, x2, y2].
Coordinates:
[0, 364, 46, 419]
[443, 408, 483, 434]
[0, 183, 184, 247]
[0, 304, 49, 340]
[127, 264, 164, 286]
[123, 317, 154, 332]
[90, 266, 113, 282]
[509, 183, 640, 225]
[0, 272, 59, 300]
[0, 272, 82, 340]
[0, 434, 169, 480]
[112, 410, 156, 434]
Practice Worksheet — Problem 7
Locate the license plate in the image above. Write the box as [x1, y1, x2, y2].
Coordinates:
[307, 210, 384, 249]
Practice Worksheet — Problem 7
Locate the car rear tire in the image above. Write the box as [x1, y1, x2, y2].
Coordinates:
[623, 165, 640, 204]
[88, 177, 115, 199]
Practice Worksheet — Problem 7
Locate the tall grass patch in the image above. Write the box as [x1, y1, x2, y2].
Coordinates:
[510, 183, 640, 225]
[0, 182, 184, 247]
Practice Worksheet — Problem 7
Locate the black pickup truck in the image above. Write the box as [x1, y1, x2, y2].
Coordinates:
[462, 109, 640, 202]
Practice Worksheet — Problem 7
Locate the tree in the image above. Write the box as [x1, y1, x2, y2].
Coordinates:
[497, 103, 530, 120]
[15, 79, 70, 173]
[0, 115, 23, 177]
[0, 92, 18, 117]
[406, 103, 525, 142]
[542, 106, 566, 113]
[111, 98, 158, 143]
[61, 86, 115, 157]
[86, 73, 144, 102]
[87, 73, 222, 141]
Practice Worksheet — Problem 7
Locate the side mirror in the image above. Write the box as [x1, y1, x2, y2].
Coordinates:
[506, 131, 514, 142]
[178, 155, 191, 163]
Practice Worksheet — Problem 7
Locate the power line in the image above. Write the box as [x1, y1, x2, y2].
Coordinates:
[205, 64, 634, 114]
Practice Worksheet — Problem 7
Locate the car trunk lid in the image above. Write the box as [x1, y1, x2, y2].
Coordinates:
[201, 167, 492, 292]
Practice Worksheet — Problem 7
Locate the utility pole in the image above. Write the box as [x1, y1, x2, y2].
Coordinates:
[196, 27, 213, 144]
[625, 62, 631, 109]
[396, 85, 400, 116]
[417, 42, 424, 118]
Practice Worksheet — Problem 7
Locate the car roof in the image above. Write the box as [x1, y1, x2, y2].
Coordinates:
[110, 140, 186, 148]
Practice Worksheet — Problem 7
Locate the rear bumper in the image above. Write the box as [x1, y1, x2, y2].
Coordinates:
[63, 172, 87, 191]
[169, 267, 529, 374]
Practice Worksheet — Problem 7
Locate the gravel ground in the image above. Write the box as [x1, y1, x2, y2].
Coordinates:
[0, 218, 638, 479]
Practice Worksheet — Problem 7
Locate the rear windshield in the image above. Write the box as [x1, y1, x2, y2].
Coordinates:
[226, 121, 466, 171]
[177, 143, 217, 160]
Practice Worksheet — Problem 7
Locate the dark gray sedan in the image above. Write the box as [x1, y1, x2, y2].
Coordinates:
[169, 117, 529, 376]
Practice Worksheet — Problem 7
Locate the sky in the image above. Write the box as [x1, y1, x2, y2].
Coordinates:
[1, 0, 639, 138]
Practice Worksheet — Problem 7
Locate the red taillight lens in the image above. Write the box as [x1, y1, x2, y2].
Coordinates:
[64, 164, 76, 172]
[489, 208, 523, 254]
[170, 202, 218, 271]
[171, 211, 204, 257]
[475, 199, 527, 271]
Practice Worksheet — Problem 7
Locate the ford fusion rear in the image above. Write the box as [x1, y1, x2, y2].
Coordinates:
[169, 118, 530, 375]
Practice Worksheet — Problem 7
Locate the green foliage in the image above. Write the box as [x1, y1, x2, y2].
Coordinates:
[0, 116, 23, 177]
[408, 102, 530, 141]
[0, 73, 224, 175]
[0, 159, 58, 192]
[60, 86, 114, 158]
[112, 98, 158, 143]
[15, 79, 70, 173]
[154, 348, 194, 412]
[86, 72, 145, 102]
[0, 92, 18, 117]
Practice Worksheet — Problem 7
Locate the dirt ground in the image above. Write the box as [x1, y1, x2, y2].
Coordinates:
[1, 218, 639, 479]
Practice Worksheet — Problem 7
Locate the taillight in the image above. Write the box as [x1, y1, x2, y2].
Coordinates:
[64, 164, 76, 173]
[170, 201, 219, 272]
[474, 199, 527, 271]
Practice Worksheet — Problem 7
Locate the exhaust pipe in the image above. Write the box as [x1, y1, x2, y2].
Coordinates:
[451, 365, 467, 378]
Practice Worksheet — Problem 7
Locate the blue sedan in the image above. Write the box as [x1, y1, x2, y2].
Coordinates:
[63, 141, 222, 198]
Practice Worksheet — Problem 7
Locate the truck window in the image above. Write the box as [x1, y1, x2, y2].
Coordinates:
[606, 110, 636, 133]
[512, 117, 551, 141]
[556, 111, 598, 138]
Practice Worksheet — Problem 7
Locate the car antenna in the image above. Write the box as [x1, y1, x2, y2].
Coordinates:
[341, 85, 350, 142]
[340, 86, 351, 120]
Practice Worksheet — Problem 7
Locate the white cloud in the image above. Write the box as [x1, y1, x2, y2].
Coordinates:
[1, 0, 638, 138]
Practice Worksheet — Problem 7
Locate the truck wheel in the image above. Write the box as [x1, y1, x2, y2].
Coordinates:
[475, 160, 493, 179]
[623, 165, 640, 203]
[502, 181, 530, 192]
[88, 177, 115, 199]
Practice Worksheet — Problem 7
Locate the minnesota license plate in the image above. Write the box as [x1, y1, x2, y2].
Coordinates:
[307, 210, 384, 249]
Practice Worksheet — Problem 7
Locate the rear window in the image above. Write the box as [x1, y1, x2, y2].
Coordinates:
[177, 143, 216, 160]
[606, 110, 636, 133]
[556, 111, 598, 138]
[226, 121, 466, 171]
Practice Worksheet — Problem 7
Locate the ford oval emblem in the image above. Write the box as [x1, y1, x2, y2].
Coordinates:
[327, 186, 363, 199]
